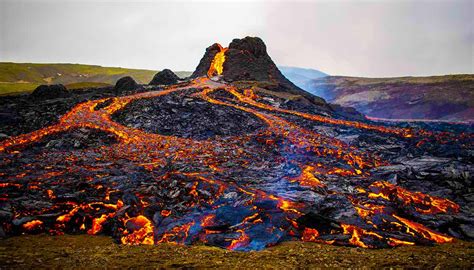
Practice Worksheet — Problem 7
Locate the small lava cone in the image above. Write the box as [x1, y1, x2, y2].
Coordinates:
[31, 84, 70, 100]
[149, 69, 180, 85]
[114, 76, 139, 93]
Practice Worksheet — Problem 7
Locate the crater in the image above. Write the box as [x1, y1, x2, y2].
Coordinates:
[112, 90, 266, 140]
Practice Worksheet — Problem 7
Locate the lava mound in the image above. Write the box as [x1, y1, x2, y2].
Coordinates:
[31, 84, 71, 100]
[149, 69, 180, 85]
[112, 90, 266, 139]
[114, 76, 140, 93]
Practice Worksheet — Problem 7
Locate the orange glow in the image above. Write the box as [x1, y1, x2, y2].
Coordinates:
[207, 44, 228, 77]
[388, 238, 415, 247]
[302, 228, 320, 242]
[161, 209, 171, 217]
[88, 214, 109, 235]
[46, 189, 56, 199]
[369, 181, 460, 214]
[341, 224, 369, 248]
[201, 214, 216, 227]
[22, 220, 43, 230]
[156, 222, 195, 244]
[353, 203, 385, 219]
[268, 195, 302, 214]
[341, 224, 385, 248]
[228, 229, 250, 250]
[243, 88, 258, 100]
[392, 215, 453, 243]
[121, 215, 154, 245]
[0, 183, 22, 188]
[290, 165, 325, 188]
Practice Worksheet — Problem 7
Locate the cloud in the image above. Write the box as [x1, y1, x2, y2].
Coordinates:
[0, 0, 472, 76]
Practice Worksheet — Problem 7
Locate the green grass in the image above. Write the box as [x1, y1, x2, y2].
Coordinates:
[0, 62, 192, 95]
[64, 82, 113, 90]
[0, 82, 39, 96]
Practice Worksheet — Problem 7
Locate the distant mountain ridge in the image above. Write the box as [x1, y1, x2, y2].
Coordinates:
[278, 66, 327, 90]
[306, 75, 474, 122]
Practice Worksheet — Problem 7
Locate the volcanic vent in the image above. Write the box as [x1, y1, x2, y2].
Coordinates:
[192, 37, 327, 106]
[0, 37, 473, 251]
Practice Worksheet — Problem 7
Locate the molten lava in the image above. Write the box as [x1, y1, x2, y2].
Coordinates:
[207, 44, 228, 77]
[121, 215, 154, 245]
[0, 74, 467, 250]
[368, 181, 460, 214]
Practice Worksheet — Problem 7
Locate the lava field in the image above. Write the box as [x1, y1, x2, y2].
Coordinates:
[0, 39, 473, 251]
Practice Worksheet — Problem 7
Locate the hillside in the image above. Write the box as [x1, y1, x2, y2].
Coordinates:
[307, 75, 474, 122]
[278, 66, 327, 90]
[0, 62, 191, 95]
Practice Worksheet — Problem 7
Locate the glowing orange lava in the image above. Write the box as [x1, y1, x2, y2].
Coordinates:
[22, 220, 43, 231]
[121, 215, 154, 245]
[207, 44, 228, 77]
[368, 181, 460, 214]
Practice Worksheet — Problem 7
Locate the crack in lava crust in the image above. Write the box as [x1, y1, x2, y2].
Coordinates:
[0, 77, 465, 250]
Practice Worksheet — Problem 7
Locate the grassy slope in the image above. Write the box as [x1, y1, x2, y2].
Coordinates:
[309, 74, 474, 121]
[0, 235, 472, 269]
[0, 62, 191, 95]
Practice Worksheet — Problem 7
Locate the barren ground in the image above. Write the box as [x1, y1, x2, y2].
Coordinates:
[0, 235, 473, 269]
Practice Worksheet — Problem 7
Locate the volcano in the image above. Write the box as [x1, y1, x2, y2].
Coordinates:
[192, 37, 327, 106]
[0, 37, 472, 251]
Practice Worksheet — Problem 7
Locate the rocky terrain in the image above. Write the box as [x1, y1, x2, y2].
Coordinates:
[0, 37, 472, 255]
[306, 75, 474, 122]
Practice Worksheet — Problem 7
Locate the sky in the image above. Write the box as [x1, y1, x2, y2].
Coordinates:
[0, 0, 472, 77]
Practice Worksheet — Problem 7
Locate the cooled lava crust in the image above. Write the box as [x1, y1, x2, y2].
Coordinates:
[112, 89, 266, 140]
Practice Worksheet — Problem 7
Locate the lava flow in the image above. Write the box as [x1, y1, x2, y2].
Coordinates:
[0, 42, 471, 251]
[207, 44, 228, 77]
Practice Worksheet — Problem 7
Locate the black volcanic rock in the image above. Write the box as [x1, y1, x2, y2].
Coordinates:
[149, 69, 180, 85]
[223, 37, 326, 105]
[113, 89, 266, 140]
[31, 84, 70, 100]
[191, 43, 222, 78]
[114, 76, 138, 93]
[222, 37, 274, 82]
